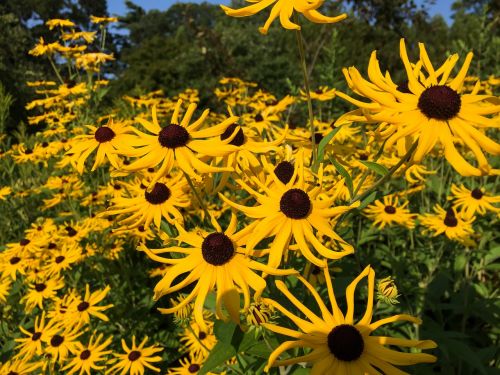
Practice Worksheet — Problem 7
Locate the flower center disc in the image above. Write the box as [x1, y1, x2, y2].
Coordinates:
[444, 215, 458, 227]
[201, 233, 235, 266]
[80, 349, 91, 360]
[221, 124, 245, 146]
[128, 350, 141, 361]
[144, 183, 171, 205]
[10, 256, 20, 265]
[188, 364, 200, 373]
[280, 189, 311, 219]
[32, 332, 42, 341]
[418, 85, 461, 120]
[55, 256, 65, 264]
[158, 124, 189, 148]
[35, 283, 47, 292]
[77, 301, 90, 312]
[274, 161, 294, 184]
[327, 324, 364, 362]
[384, 205, 396, 214]
[94, 126, 116, 143]
[471, 188, 483, 200]
[50, 334, 64, 347]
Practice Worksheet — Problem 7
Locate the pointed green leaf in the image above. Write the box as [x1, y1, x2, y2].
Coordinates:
[359, 160, 389, 176]
[328, 154, 354, 199]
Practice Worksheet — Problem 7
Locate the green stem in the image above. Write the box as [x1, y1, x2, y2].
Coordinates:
[351, 141, 418, 205]
[294, 17, 316, 165]
[47, 55, 65, 85]
[183, 171, 211, 224]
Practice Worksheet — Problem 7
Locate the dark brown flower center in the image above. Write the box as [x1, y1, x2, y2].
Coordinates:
[158, 124, 189, 148]
[55, 255, 65, 264]
[66, 226, 77, 237]
[94, 126, 115, 143]
[80, 349, 91, 360]
[128, 350, 141, 361]
[359, 153, 368, 161]
[7, 372, 18, 375]
[9, 256, 21, 265]
[418, 85, 461, 120]
[312, 265, 321, 275]
[77, 301, 90, 311]
[25, 148, 33, 155]
[201, 233, 235, 266]
[471, 188, 483, 200]
[20, 239, 30, 246]
[188, 364, 200, 373]
[444, 215, 458, 227]
[312, 133, 323, 144]
[32, 332, 42, 341]
[327, 324, 364, 361]
[280, 189, 311, 219]
[221, 123, 245, 146]
[274, 161, 294, 184]
[254, 114, 264, 122]
[50, 334, 64, 347]
[48, 243, 57, 249]
[35, 283, 47, 292]
[384, 205, 396, 214]
[144, 183, 171, 205]
[199, 332, 207, 340]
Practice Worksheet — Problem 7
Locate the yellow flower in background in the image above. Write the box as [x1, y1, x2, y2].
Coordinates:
[140, 214, 296, 331]
[449, 184, 500, 219]
[419, 205, 475, 244]
[75, 52, 115, 72]
[103, 173, 190, 229]
[377, 276, 400, 305]
[0, 359, 42, 375]
[300, 86, 337, 101]
[336, 39, 500, 176]
[180, 319, 217, 358]
[62, 334, 113, 375]
[166, 352, 216, 375]
[0, 186, 12, 200]
[262, 265, 437, 374]
[67, 285, 113, 325]
[108, 336, 163, 375]
[15, 312, 60, 360]
[46, 19, 76, 29]
[90, 15, 119, 24]
[21, 276, 65, 312]
[44, 324, 84, 364]
[364, 195, 416, 230]
[221, 0, 347, 34]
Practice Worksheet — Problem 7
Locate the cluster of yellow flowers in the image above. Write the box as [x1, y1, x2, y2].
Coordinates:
[0, 4, 499, 375]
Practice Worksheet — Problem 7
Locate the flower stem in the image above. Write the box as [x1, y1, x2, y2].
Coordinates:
[294, 17, 316, 165]
[182, 171, 211, 224]
[48, 55, 65, 85]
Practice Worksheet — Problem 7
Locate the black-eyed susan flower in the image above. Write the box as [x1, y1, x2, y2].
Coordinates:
[300, 86, 337, 101]
[246, 300, 275, 327]
[15, 312, 60, 360]
[21, 276, 65, 312]
[449, 184, 499, 219]
[140, 214, 296, 330]
[262, 265, 437, 373]
[221, 0, 347, 34]
[364, 195, 416, 230]
[404, 164, 436, 184]
[43, 242, 81, 276]
[166, 352, 215, 375]
[220, 153, 358, 267]
[0, 277, 11, 303]
[44, 325, 84, 364]
[336, 39, 500, 176]
[419, 205, 475, 244]
[0, 359, 42, 375]
[180, 319, 217, 358]
[102, 173, 190, 230]
[0, 186, 12, 200]
[67, 285, 113, 325]
[118, 100, 239, 184]
[108, 336, 163, 375]
[62, 334, 113, 375]
[69, 119, 136, 173]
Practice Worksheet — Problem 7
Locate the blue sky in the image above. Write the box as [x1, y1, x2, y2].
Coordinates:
[107, 0, 454, 23]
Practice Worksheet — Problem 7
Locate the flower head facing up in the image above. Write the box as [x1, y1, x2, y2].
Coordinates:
[262, 265, 437, 374]
[221, 0, 347, 34]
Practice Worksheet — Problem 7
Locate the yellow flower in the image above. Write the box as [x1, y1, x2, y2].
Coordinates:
[46, 18, 75, 29]
[449, 184, 500, 219]
[221, 152, 358, 267]
[66, 285, 113, 325]
[21, 277, 65, 312]
[108, 336, 163, 375]
[419, 205, 475, 244]
[364, 195, 416, 230]
[90, 15, 119, 24]
[75, 52, 115, 72]
[140, 214, 295, 330]
[15, 312, 60, 360]
[0, 186, 12, 200]
[166, 352, 217, 375]
[377, 276, 400, 305]
[336, 39, 500, 176]
[44, 324, 84, 364]
[262, 265, 437, 373]
[301, 86, 337, 101]
[221, 0, 347, 34]
[117, 100, 239, 184]
[62, 334, 113, 375]
[180, 319, 217, 358]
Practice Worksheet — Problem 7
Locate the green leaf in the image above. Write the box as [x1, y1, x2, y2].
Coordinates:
[358, 191, 378, 210]
[359, 160, 389, 176]
[313, 127, 341, 171]
[198, 341, 236, 375]
[328, 154, 354, 199]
